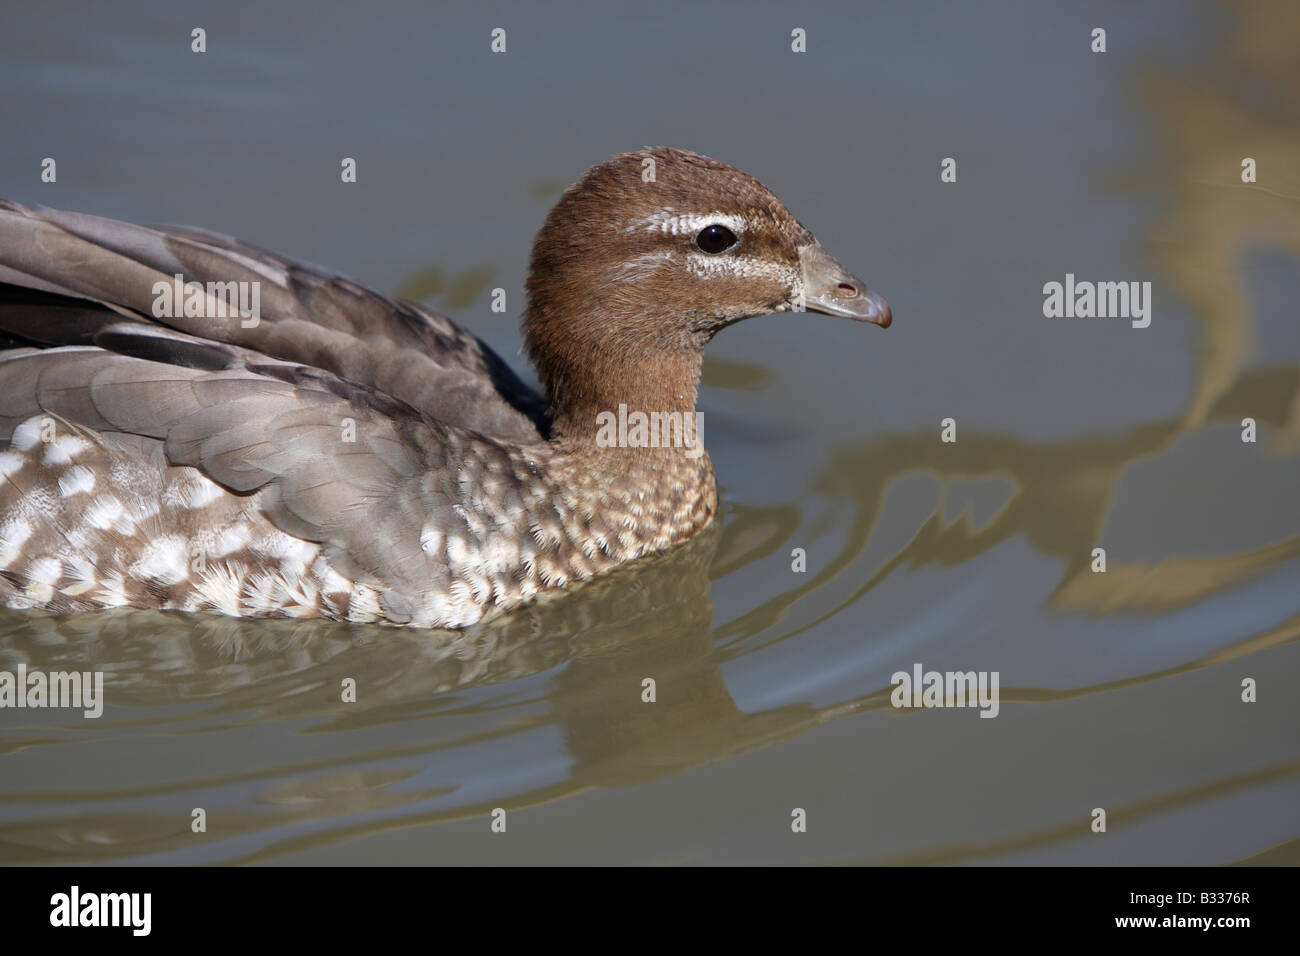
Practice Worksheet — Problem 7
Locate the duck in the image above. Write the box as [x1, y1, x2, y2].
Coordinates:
[0, 148, 890, 628]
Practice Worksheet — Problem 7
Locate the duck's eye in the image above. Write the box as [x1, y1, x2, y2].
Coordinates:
[695, 224, 738, 254]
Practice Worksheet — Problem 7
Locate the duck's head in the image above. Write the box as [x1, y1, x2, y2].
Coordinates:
[524, 147, 891, 437]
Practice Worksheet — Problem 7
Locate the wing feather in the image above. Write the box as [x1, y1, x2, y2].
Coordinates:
[0, 198, 547, 443]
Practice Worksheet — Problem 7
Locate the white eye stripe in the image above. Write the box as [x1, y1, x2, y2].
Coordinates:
[683, 252, 799, 285]
[615, 248, 799, 290]
[628, 210, 752, 237]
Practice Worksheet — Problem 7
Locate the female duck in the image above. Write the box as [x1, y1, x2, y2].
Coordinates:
[0, 148, 889, 627]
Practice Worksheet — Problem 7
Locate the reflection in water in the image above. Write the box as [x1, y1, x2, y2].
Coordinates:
[1141, 0, 1300, 440]
[0, 520, 721, 718]
[729, 365, 1300, 648]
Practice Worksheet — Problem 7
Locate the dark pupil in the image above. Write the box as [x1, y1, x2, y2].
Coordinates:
[696, 224, 737, 254]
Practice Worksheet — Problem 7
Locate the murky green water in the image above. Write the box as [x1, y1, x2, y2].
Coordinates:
[1, 0, 1296, 864]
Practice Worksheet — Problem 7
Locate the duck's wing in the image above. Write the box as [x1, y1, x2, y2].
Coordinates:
[0, 325, 530, 625]
[0, 199, 547, 445]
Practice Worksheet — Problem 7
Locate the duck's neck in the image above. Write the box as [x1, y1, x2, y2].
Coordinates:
[546, 347, 705, 451]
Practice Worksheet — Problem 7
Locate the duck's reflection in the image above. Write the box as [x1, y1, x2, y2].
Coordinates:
[0, 516, 723, 715]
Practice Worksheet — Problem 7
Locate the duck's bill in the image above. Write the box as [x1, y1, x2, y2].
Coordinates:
[797, 243, 892, 327]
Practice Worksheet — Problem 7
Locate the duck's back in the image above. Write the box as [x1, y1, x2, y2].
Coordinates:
[0, 200, 559, 627]
[0, 199, 548, 443]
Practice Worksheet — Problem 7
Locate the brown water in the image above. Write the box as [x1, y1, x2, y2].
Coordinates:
[0, 0, 1296, 864]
